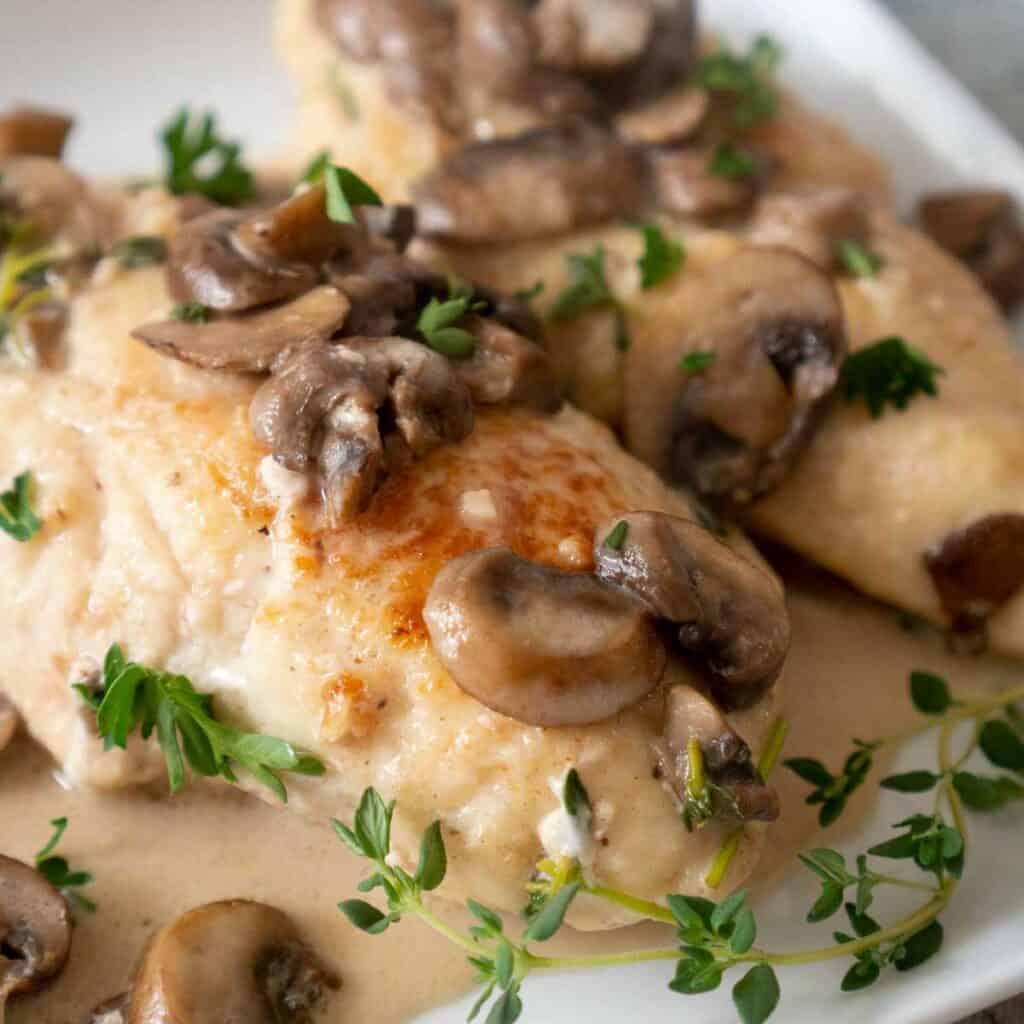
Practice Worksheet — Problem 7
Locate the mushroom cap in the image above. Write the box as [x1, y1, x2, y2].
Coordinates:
[0, 854, 72, 1002]
[424, 547, 666, 726]
[132, 286, 352, 374]
[623, 246, 847, 503]
[593, 511, 790, 703]
[0, 157, 104, 249]
[127, 899, 338, 1024]
[0, 105, 74, 160]
[615, 83, 708, 147]
[648, 144, 764, 220]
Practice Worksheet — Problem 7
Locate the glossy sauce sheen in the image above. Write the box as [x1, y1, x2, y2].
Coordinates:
[3, 571, 1019, 1023]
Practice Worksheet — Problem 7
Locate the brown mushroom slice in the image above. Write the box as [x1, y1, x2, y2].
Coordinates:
[918, 190, 1024, 313]
[457, 316, 563, 411]
[425, 548, 666, 726]
[0, 157, 104, 249]
[167, 209, 319, 314]
[0, 855, 72, 1012]
[615, 84, 709, 147]
[412, 120, 647, 242]
[625, 247, 847, 503]
[657, 684, 779, 823]
[593, 512, 789, 704]
[924, 514, 1024, 649]
[127, 900, 338, 1024]
[648, 144, 762, 219]
[250, 338, 473, 521]
[0, 106, 73, 160]
[85, 994, 130, 1024]
[748, 187, 872, 273]
[133, 286, 352, 373]
[0, 694, 19, 753]
[361, 204, 418, 253]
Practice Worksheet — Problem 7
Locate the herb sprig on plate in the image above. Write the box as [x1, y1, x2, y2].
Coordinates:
[549, 246, 630, 351]
[35, 817, 96, 916]
[0, 470, 42, 542]
[76, 644, 324, 802]
[842, 337, 944, 418]
[160, 108, 255, 206]
[334, 672, 1024, 1023]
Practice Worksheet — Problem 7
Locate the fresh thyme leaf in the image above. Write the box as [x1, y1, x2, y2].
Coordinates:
[910, 672, 952, 715]
[299, 149, 331, 187]
[160, 108, 254, 206]
[979, 719, 1024, 772]
[467, 899, 504, 935]
[879, 770, 940, 793]
[842, 337, 944, 419]
[894, 921, 943, 972]
[339, 898, 391, 934]
[836, 239, 883, 278]
[485, 986, 523, 1024]
[696, 35, 781, 128]
[710, 889, 747, 933]
[708, 142, 757, 180]
[77, 644, 324, 801]
[670, 955, 723, 995]
[680, 350, 716, 374]
[523, 880, 579, 943]
[841, 959, 881, 992]
[667, 894, 715, 937]
[35, 817, 96, 914]
[323, 164, 383, 225]
[730, 907, 758, 955]
[784, 758, 832, 788]
[171, 301, 210, 323]
[562, 768, 592, 820]
[603, 521, 629, 551]
[0, 470, 42, 542]
[786, 742, 876, 827]
[548, 246, 629, 347]
[733, 964, 781, 1024]
[636, 224, 685, 289]
[354, 788, 395, 861]
[808, 882, 844, 923]
[468, 982, 497, 1023]
[110, 235, 168, 269]
[415, 820, 447, 892]
[417, 295, 477, 358]
[953, 771, 1024, 811]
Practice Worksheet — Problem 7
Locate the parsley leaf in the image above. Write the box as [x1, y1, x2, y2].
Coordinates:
[324, 164, 383, 225]
[77, 644, 325, 801]
[636, 225, 685, 289]
[160, 108, 254, 206]
[299, 149, 332, 187]
[417, 295, 478, 358]
[708, 142, 758, 180]
[171, 301, 210, 323]
[842, 337, 944, 419]
[696, 34, 782, 128]
[680, 351, 716, 374]
[110, 235, 168, 269]
[0, 470, 42, 542]
[603, 521, 629, 551]
[549, 246, 630, 350]
[836, 239, 883, 278]
[36, 817, 96, 915]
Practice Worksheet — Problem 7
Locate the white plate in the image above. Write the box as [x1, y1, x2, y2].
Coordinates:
[2, 1, 1024, 1021]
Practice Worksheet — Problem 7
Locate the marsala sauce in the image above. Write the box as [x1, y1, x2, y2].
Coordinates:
[4, 572, 1021, 1023]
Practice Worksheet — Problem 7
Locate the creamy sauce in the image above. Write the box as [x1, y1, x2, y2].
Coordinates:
[3, 571, 1021, 1023]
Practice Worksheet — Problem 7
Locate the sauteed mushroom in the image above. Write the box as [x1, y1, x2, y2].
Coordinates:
[132, 286, 352, 373]
[593, 512, 790, 704]
[0, 106, 73, 160]
[0, 158, 104, 249]
[615, 84, 708, 147]
[924, 514, 1024, 650]
[412, 119, 646, 242]
[250, 338, 473, 521]
[424, 547, 666, 726]
[85, 994, 130, 1024]
[648, 144, 763, 219]
[0, 855, 72, 1014]
[658, 684, 779, 822]
[918, 190, 1024, 314]
[624, 246, 847, 503]
[126, 900, 337, 1024]
[0, 694, 18, 753]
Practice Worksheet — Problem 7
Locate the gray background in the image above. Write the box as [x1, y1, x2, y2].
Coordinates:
[884, 0, 1024, 141]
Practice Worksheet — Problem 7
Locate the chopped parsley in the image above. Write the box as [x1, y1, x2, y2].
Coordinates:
[75, 644, 325, 802]
[298, 149, 331, 187]
[514, 281, 545, 304]
[170, 301, 210, 323]
[696, 33, 782, 128]
[324, 164, 383, 225]
[110, 235, 168, 269]
[160, 108, 254, 206]
[0, 471, 42, 542]
[842, 337, 944, 418]
[707, 142, 757, 180]
[836, 239, 883, 278]
[549, 246, 630, 350]
[636, 225, 685, 289]
[603, 520, 629, 550]
[680, 350, 716, 374]
[36, 817, 96, 915]
[417, 295, 478, 358]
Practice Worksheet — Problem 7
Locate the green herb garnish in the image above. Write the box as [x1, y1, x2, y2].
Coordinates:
[696, 33, 782, 128]
[75, 644, 325, 802]
[708, 142, 757, 181]
[160, 108, 254, 206]
[680, 350, 716, 375]
[36, 817, 96, 915]
[0, 470, 42, 542]
[836, 239, 883, 278]
[110, 235, 168, 269]
[298, 149, 332, 188]
[549, 246, 630, 351]
[324, 164, 383, 225]
[636, 225, 685, 290]
[417, 295, 478, 358]
[171, 302, 210, 323]
[842, 337, 944, 418]
[603, 520, 629, 551]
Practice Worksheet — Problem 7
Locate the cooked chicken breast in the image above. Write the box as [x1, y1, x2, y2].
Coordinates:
[0, 183, 783, 928]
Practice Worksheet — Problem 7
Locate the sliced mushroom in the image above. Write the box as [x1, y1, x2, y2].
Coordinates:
[748, 187, 872, 273]
[918, 190, 1024, 314]
[0, 855, 72, 1013]
[457, 316, 563, 411]
[624, 246, 847, 503]
[167, 209, 320, 314]
[924, 514, 1024, 651]
[615, 84, 708, 147]
[250, 337, 473, 521]
[132, 286, 352, 373]
[425, 547, 666, 726]
[412, 119, 646, 242]
[0, 694, 17, 753]
[0, 106, 73, 160]
[648, 144, 763, 219]
[361, 204, 418, 253]
[657, 684, 779, 823]
[126, 900, 338, 1024]
[593, 512, 790, 704]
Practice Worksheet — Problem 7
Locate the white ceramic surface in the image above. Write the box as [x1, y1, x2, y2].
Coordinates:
[2, 1, 1023, 1021]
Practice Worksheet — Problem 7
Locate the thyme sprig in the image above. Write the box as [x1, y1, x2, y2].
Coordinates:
[35, 817, 96, 916]
[334, 674, 1024, 1023]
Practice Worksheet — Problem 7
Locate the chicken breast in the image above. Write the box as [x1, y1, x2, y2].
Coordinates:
[0, 185, 782, 928]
